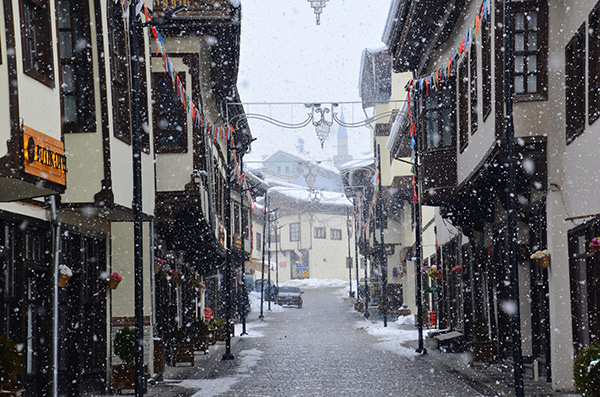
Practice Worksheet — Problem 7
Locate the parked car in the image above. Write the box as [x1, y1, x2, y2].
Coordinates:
[277, 286, 303, 308]
[255, 279, 277, 301]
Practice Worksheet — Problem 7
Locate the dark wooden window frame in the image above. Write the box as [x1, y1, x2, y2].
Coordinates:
[482, 11, 492, 121]
[589, 2, 600, 125]
[109, 1, 131, 144]
[512, 0, 548, 102]
[20, 0, 55, 87]
[420, 76, 456, 151]
[459, 59, 469, 152]
[470, 40, 479, 135]
[58, 0, 95, 133]
[289, 222, 301, 242]
[314, 227, 326, 239]
[568, 219, 600, 352]
[330, 228, 342, 240]
[152, 72, 188, 153]
[565, 23, 586, 144]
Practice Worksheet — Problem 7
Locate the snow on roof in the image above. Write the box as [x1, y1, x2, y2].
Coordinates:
[268, 185, 351, 206]
[366, 44, 389, 54]
[339, 156, 374, 171]
[261, 150, 340, 175]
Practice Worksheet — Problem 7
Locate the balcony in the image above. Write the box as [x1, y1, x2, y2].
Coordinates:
[152, 0, 236, 19]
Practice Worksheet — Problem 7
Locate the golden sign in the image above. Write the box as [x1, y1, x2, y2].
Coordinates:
[23, 126, 67, 186]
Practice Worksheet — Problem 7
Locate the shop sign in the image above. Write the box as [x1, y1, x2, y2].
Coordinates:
[23, 126, 67, 186]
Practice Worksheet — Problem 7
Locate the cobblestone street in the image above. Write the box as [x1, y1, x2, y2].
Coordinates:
[215, 287, 481, 397]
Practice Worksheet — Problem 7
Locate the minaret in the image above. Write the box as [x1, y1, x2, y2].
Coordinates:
[333, 110, 352, 169]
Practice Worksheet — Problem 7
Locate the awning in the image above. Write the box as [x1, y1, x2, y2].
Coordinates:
[244, 258, 264, 272]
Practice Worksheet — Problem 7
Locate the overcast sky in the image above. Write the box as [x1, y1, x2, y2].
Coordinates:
[237, 0, 393, 165]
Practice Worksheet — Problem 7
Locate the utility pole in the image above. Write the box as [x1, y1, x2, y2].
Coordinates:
[504, 0, 524, 394]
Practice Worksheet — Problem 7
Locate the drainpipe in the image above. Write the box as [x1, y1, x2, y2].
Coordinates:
[50, 195, 61, 397]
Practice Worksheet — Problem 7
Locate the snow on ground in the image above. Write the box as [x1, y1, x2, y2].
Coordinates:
[355, 318, 419, 358]
[248, 291, 284, 313]
[234, 319, 269, 338]
[176, 348, 264, 397]
[281, 278, 348, 289]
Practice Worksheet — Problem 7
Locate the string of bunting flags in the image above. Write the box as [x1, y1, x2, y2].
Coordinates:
[406, 0, 490, 99]
[114, 0, 257, 210]
[403, 0, 490, 205]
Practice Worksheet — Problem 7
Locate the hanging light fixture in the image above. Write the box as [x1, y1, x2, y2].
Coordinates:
[308, 0, 328, 25]
[312, 105, 333, 148]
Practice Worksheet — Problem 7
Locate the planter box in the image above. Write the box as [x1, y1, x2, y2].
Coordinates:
[191, 335, 209, 354]
[207, 331, 216, 345]
[214, 328, 227, 342]
[173, 343, 195, 366]
[467, 341, 494, 365]
[112, 364, 147, 394]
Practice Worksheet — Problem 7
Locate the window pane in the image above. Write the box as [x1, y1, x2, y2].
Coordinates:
[63, 95, 77, 123]
[426, 94, 437, 110]
[527, 74, 537, 92]
[528, 12, 537, 30]
[61, 64, 75, 91]
[59, 32, 73, 59]
[515, 56, 524, 73]
[515, 33, 525, 51]
[515, 12, 525, 30]
[528, 32, 538, 50]
[515, 76, 524, 93]
[57, 0, 71, 28]
[441, 109, 453, 146]
[426, 112, 439, 148]
[527, 55, 537, 73]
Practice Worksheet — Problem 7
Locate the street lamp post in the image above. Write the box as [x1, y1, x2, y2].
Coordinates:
[412, 92, 426, 355]
[377, 145, 388, 327]
[504, 0, 524, 395]
[239, 157, 248, 336]
[259, 192, 267, 319]
[222, 138, 234, 361]
[130, 7, 187, 393]
[267, 207, 272, 312]
[346, 207, 353, 297]
[353, 198, 360, 304]
[128, 4, 145, 394]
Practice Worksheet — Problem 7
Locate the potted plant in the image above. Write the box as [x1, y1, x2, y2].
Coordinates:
[530, 250, 551, 269]
[573, 340, 600, 397]
[210, 318, 228, 342]
[589, 237, 600, 252]
[107, 272, 122, 290]
[112, 327, 146, 393]
[173, 326, 195, 366]
[0, 334, 23, 392]
[467, 316, 494, 365]
[190, 320, 209, 354]
[58, 264, 73, 287]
